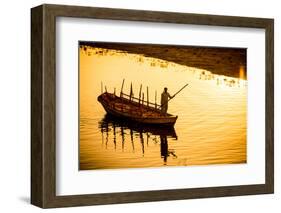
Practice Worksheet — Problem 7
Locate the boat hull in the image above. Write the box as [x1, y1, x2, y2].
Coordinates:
[100, 114, 178, 138]
[98, 93, 177, 126]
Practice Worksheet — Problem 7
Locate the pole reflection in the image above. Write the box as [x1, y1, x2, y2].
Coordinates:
[98, 114, 178, 165]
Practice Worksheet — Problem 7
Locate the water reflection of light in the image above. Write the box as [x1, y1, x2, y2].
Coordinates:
[239, 65, 246, 79]
[81, 46, 247, 90]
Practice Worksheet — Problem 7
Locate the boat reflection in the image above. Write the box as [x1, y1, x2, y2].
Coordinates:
[98, 114, 178, 165]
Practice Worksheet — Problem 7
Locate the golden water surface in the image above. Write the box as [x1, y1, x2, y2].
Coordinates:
[79, 46, 247, 170]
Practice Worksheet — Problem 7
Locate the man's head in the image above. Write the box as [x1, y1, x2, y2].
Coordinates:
[164, 87, 168, 92]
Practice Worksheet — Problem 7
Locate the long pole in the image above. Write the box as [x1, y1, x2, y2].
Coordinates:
[147, 86, 149, 107]
[172, 83, 189, 97]
[120, 79, 125, 97]
[157, 83, 189, 109]
[155, 90, 157, 108]
[130, 82, 133, 101]
[139, 84, 142, 104]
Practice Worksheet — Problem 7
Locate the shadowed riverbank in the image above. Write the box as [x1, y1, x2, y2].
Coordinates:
[80, 41, 247, 79]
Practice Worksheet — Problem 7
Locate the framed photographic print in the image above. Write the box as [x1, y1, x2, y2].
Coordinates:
[31, 4, 274, 208]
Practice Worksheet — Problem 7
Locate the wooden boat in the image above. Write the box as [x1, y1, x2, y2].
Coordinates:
[97, 92, 178, 126]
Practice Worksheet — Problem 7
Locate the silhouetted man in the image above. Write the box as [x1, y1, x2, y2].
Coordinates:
[161, 87, 173, 115]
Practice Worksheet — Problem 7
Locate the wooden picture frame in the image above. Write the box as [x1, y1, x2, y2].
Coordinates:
[31, 4, 274, 208]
